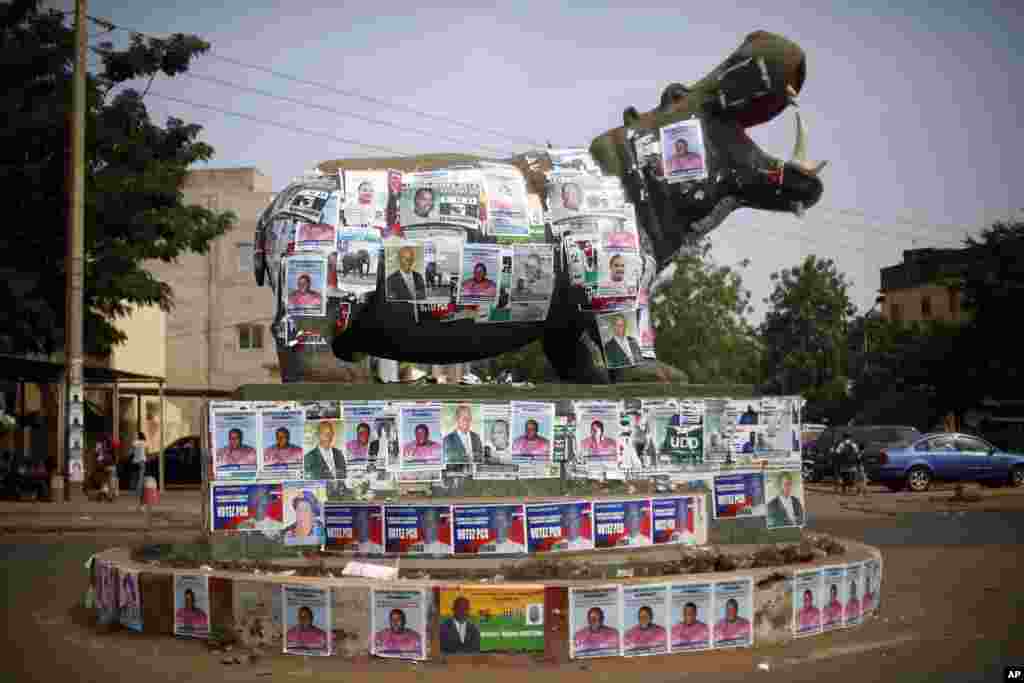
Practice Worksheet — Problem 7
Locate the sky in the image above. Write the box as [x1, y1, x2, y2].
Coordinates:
[47, 0, 1023, 321]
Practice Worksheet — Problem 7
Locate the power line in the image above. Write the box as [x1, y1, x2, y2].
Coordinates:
[85, 15, 547, 149]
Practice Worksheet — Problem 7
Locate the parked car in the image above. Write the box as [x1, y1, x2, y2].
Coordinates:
[803, 425, 921, 483]
[874, 432, 1024, 491]
[118, 435, 202, 488]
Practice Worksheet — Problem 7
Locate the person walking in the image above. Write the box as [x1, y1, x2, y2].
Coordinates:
[131, 432, 147, 507]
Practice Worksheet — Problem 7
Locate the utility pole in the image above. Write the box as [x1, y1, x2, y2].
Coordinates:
[63, 0, 88, 501]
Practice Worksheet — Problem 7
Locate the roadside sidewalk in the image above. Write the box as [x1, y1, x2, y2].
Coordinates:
[0, 488, 203, 533]
[806, 482, 1024, 517]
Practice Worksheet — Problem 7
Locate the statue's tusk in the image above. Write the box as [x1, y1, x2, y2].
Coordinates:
[790, 112, 826, 176]
[786, 84, 799, 108]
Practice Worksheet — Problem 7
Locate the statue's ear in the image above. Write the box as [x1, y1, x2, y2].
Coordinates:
[623, 106, 640, 126]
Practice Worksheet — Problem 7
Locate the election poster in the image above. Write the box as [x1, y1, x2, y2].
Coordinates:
[669, 582, 713, 652]
[712, 579, 753, 649]
[282, 481, 326, 547]
[440, 402, 484, 467]
[713, 472, 765, 520]
[95, 559, 117, 626]
[284, 254, 328, 317]
[481, 403, 512, 463]
[398, 403, 444, 471]
[702, 399, 731, 465]
[371, 588, 428, 661]
[295, 221, 336, 252]
[260, 408, 306, 478]
[460, 245, 502, 305]
[481, 164, 531, 240]
[423, 237, 464, 303]
[596, 310, 643, 369]
[286, 187, 331, 223]
[510, 244, 555, 305]
[383, 242, 427, 302]
[660, 118, 708, 184]
[552, 415, 573, 463]
[547, 173, 627, 226]
[764, 469, 806, 529]
[174, 574, 210, 640]
[863, 558, 881, 617]
[325, 504, 384, 554]
[821, 565, 847, 632]
[335, 239, 380, 290]
[343, 401, 386, 469]
[343, 169, 389, 229]
[212, 410, 259, 480]
[283, 584, 332, 656]
[646, 401, 679, 466]
[400, 169, 483, 231]
[622, 584, 669, 657]
[597, 248, 640, 298]
[118, 567, 143, 632]
[479, 249, 514, 323]
[793, 568, 823, 637]
[525, 501, 593, 553]
[384, 505, 453, 556]
[439, 585, 545, 653]
[575, 401, 621, 465]
[759, 397, 799, 457]
[303, 416, 344, 470]
[845, 561, 865, 626]
[210, 482, 284, 532]
[547, 147, 601, 175]
[453, 504, 526, 555]
[593, 499, 652, 549]
[510, 401, 554, 465]
[300, 401, 341, 420]
[652, 496, 700, 546]
[569, 586, 622, 659]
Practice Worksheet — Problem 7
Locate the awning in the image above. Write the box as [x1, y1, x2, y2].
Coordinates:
[0, 354, 165, 385]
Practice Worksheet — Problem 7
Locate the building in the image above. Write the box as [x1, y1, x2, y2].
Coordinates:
[878, 248, 974, 324]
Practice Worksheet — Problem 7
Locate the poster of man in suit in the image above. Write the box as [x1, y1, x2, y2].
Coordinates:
[764, 469, 805, 528]
[441, 403, 484, 466]
[384, 243, 427, 302]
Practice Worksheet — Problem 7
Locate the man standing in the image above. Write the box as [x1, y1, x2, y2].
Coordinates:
[304, 422, 346, 481]
[440, 596, 481, 654]
[831, 432, 861, 496]
[443, 405, 483, 464]
[386, 245, 427, 301]
[603, 314, 642, 368]
[766, 471, 805, 527]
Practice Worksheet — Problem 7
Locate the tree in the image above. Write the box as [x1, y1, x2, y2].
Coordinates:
[0, 0, 234, 356]
[650, 241, 761, 385]
[760, 255, 856, 400]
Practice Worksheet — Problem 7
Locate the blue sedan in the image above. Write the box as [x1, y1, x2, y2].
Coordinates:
[872, 432, 1024, 492]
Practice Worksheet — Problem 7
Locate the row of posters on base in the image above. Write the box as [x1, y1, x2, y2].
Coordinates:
[93, 557, 882, 660]
[212, 488, 707, 554]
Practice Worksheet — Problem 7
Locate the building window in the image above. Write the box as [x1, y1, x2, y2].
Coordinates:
[237, 242, 254, 273]
[238, 324, 263, 350]
[921, 296, 932, 318]
[890, 303, 902, 322]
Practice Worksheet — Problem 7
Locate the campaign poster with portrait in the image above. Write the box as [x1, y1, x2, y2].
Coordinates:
[763, 468, 806, 529]
[593, 499, 652, 549]
[821, 565, 847, 632]
[440, 402, 484, 467]
[118, 567, 143, 632]
[481, 403, 513, 464]
[759, 396, 799, 457]
[525, 501, 593, 553]
[660, 118, 708, 184]
[510, 244, 555, 305]
[325, 504, 385, 554]
[282, 481, 326, 547]
[646, 401, 679, 464]
[295, 221, 337, 252]
[596, 310, 643, 369]
[95, 559, 118, 625]
[372, 588, 428, 661]
[302, 417, 345, 481]
[453, 504, 527, 556]
[343, 169, 389, 229]
[400, 169, 483, 231]
[284, 254, 328, 317]
[440, 585, 545, 653]
[575, 401, 621, 465]
[335, 239, 380, 290]
[481, 164, 531, 240]
[845, 561, 865, 626]
[713, 472, 765, 520]
[210, 482, 284, 532]
[212, 410, 260, 480]
[283, 584, 332, 656]
[569, 586, 622, 659]
[260, 408, 305, 478]
[510, 401, 554, 464]
[712, 579, 753, 649]
[286, 187, 331, 224]
[398, 403, 444, 471]
[174, 574, 210, 640]
[622, 584, 669, 657]
[793, 569, 823, 637]
[423, 237, 464, 303]
[300, 401, 341, 421]
[863, 558, 881, 617]
[383, 242, 427, 303]
[597, 248, 640, 298]
[384, 505, 453, 556]
[343, 401, 385, 469]
[460, 245, 502, 305]
[652, 496, 700, 546]
[669, 582, 713, 652]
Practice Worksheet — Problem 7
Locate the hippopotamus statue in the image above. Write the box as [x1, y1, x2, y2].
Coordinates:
[341, 248, 372, 277]
[256, 31, 825, 384]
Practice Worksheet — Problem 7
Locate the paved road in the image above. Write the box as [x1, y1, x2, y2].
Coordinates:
[0, 489, 1021, 682]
